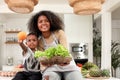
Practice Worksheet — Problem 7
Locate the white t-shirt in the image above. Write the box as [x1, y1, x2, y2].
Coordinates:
[41, 33, 80, 73]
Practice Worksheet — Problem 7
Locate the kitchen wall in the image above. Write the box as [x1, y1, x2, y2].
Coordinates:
[0, 24, 4, 70]
[64, 14, 93, 61]
[0, 13, 92, 70]
[95, 15, 120, 78]
[0, 14, 30, 70]
[112, 20, 120, 42]
[112, 20, 120, 78]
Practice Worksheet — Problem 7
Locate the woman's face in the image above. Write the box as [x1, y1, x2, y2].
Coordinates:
[37, 15, 50, 32]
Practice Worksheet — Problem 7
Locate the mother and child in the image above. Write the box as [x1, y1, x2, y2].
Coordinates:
[12, 10, 83, 80]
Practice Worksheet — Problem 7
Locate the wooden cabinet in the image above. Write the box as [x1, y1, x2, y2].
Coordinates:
[5, 30, 21, 44]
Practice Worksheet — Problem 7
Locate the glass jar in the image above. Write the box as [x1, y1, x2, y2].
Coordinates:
[7, 57, 13, 66]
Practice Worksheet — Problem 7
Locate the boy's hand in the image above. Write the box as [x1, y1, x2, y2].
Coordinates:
[18, 40, 23, 44]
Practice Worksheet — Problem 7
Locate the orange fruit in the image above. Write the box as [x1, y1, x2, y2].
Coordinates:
[17, 31, 27, 40]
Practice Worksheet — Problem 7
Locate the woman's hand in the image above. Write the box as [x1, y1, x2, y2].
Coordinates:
[58, 62, 70, 66]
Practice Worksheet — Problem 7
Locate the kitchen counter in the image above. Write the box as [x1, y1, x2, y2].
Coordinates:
[84, 77, 120, 80]
[0, 77, 13, 80]
[0, 77, 120, 80]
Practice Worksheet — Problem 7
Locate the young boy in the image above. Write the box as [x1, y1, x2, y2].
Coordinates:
[12, 32, 42, 80]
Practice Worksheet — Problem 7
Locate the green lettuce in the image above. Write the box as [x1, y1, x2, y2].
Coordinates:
[34, 44, 70, 59]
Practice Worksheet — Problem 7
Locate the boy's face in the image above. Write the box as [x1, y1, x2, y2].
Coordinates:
[26, 35, 38, 49]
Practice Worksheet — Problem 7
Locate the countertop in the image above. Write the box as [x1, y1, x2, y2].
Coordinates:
[84, 77, 120, 80]
[0, 77, 120, 80]
[0, 77, 13, 80]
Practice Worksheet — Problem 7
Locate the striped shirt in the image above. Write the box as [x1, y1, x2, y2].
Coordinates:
[23, 47, 40, 72]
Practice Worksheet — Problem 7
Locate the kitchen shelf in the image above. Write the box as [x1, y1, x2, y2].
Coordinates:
[5, 42, 18, 44]
[5, 31, 21, 33]
[5, 30, 21, 44]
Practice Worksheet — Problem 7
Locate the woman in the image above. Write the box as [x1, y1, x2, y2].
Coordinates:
[28, 10, 83, 80]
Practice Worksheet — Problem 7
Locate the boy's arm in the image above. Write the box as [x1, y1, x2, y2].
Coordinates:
[18, 40, 27, 56]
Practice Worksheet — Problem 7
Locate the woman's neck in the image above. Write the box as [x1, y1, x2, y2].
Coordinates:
[31, 48, 37, 53]
[42, 31, 51, 38]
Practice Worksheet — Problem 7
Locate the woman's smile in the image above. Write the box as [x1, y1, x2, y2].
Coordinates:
[38, 15, 50, 32]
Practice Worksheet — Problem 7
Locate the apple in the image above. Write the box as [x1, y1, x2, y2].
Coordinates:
[17, 64, 24, 68]
[76, 63, 82, 67]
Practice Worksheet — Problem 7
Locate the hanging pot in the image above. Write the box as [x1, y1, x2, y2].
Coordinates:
[68, 0, 103, 15]
[68, 0, 79, 7]
[73, 0, 101, 15]
[33, 0, 39, 5]
[101, 0, 105, 4]
[4, 0, 39, 14]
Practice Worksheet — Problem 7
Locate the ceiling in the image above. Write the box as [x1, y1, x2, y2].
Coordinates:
[0, 0, 120, 20]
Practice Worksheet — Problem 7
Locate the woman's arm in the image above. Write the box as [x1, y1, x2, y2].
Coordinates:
[55, 30, 68, 48]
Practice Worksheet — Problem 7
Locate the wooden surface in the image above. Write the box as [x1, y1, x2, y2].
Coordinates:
[0, 77, 120, 80]
[84, 77, 120, 80]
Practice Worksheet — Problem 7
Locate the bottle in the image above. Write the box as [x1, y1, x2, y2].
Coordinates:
[7, 57, 13, 66]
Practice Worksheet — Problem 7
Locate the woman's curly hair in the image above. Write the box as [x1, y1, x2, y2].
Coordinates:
[27, 10, 64, 37]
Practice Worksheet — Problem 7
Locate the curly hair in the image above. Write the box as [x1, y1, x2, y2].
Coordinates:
[27, 32, 38, 38]
[27, 10, 64, 37]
